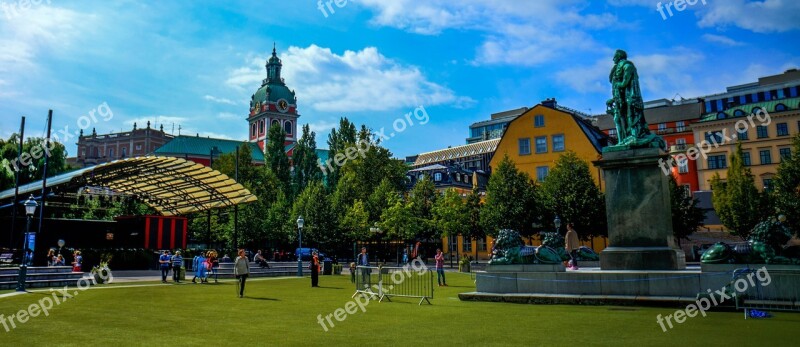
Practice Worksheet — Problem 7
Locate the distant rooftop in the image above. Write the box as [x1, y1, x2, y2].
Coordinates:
[154, 135, 265, 162]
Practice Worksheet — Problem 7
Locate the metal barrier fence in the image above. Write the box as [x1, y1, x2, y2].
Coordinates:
[730, 268, 800, 319]
[352, 265, 434, 305]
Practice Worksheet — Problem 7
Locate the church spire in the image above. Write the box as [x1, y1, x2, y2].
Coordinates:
[266, 44, 283, 85]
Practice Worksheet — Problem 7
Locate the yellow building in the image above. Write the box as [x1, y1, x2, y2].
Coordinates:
[489, 99, 607, 186]
[442, 99, 611, 260]
[693, 97, 800, 191]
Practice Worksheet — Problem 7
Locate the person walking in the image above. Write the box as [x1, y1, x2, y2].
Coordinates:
[357, 247, 370, 288]
[171, 251, 183, 283]
[435, 248, 447, 286]
[159, 251, 171, 283]
[310, 251, 320, 287]
[234, 249, 250, 298]
[72, 250, 83, 272]
[192, 251, 207, 284]
[208, 250, 219, 283]
[565, 223, 581, 270]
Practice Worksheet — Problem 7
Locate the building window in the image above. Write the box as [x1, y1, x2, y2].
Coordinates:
[535, 136, 547, 153]
[738, 129, 749, 141]
[717, 112, 727, 120]
[780, 148, 791, 160]
[658, 123, 667, 132]
[777, 123, 789, 136]
[121, 147, 127, 158]
[775, 103, 787, 112]
[518, 138, 531, 155]
[764, 179, 774, 192]
[760, 149, 772, 165]
[705, 131, 724, 143]
[108, 148, 115, 158]
[251, 124, 256, 137]
[534, 115, 545, 127]
[676, 121, 686, 132]
[752, 107, 763, 115]
[752, 93, 760, 103]
[742, 152, 751, 166]
[271, 119, 279, 128]
[477, 237, 487, 251]
[733, 109, 746, 117]
[285, 121, 292, 134]
[678, 157, 689, 174]
[608, 129, 617, 138]
[757, 126, 768, 138]
[552, 134, 565, 152]
[536, 166, 549, 182]
[434, 172, 442, 182]
[463, 237, 472, 252]
[707, 155, 727, 169]
[260, 120, 265, 133]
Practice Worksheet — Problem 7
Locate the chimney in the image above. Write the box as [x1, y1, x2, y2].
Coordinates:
[542, 98, 557, 109]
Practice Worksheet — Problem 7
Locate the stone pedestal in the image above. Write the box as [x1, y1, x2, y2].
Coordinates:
[593, 148, 685, 270]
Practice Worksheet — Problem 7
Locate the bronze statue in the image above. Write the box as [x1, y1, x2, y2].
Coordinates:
[606, 49, 666, 151]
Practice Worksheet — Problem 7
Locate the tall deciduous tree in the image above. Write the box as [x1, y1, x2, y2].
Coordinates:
[710, 142, 767, 240]
[480, 155, 539, 238]
[771, 134, 800, 236]
[291, 180, 337, 250]
[292, 124, 321, 196]
[433, 188, 469, 245]
[669, 176, 705, 245]
[539, 151, 606, 239]
[408, 175, 439, 239]
[265, 124, 291, 194]
[464, 188, 485, 259]
[325, 117, 357, 188]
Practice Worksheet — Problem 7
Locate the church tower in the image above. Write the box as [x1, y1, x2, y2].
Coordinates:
[247, 45, 299, 152]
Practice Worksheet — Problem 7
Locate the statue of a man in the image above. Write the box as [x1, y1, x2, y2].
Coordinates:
[606, 49, 665, 151]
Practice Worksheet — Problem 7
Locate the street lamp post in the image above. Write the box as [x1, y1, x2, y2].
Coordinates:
[554, 215, 562, 233]
[296, 216, 304, 277]
[16, 195, 38, 292]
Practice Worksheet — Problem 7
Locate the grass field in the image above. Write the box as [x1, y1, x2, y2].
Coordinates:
[0, 272, 797, 346]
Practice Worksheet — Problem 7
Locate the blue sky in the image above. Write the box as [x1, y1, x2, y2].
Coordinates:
[0, 0, 798, 159]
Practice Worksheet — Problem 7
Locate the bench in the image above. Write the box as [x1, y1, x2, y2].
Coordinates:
[0, 253, 14, 266]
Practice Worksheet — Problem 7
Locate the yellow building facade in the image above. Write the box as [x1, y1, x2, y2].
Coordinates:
[442, 101, 611, 260]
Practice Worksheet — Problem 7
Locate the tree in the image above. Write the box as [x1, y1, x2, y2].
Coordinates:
[464, 188, 485, 259]
[408, 175, 439, 240]
[291, 180, 337, 250]
[380, 193, 417, 241]
[265, 125, 291, 194]
[292, 124, 321, 196]
[1, 135, 70, 190]
[772, 134, 800, 236]
[480, 155, 539, 238]
[539, 151, 606, 239]
[325, 117, 357, 188]
[433, 188, 469, 251]
[340, 199, 369, 241]
[669, 176, 705, 245]
[710, 142, 767, 239]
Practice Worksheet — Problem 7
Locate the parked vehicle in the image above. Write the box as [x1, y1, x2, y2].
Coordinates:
[295, 248, 327, 261]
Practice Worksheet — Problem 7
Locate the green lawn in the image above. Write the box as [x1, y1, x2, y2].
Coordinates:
[0, 272, 796, 346]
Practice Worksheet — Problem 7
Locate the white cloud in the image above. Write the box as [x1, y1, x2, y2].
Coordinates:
[217, 112, 240, 120]
[702, 33, 745, 46]
[307, 120, 338, 135]
[698, 0, 800, 33]
[225, 45, 474, 112]
[356, 0, 614, 66]
[204, 95, 237, 105]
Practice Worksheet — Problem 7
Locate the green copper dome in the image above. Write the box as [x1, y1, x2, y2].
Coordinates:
[251, 45, 297, 107]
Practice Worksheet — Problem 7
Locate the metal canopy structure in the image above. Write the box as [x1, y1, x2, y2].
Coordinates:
[0, 156, 257, 216]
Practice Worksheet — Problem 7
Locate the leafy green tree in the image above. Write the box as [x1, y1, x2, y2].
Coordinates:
[539, 151, 606, 239]
[380, 193, 417, 241]
[669, 176, 705, 245]
[480, 155, 539, 238]
[408, 175, 439, 239]
[433, 188, 469, 253]
[464, 188, 485, 258]
[325, 117, 357, 188]
[291, 180, 337, 249]
[710, 142, 767, 239]
[292, 124, 321, 196]
[366, 178, 398, 223]
[1, 135, 69, 190]
[265, 124, 291, 194]
[772, 134, 800, 235]
[340, 199, 369, 241]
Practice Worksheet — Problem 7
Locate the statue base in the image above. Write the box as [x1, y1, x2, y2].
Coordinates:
[593, 148, 685, 270]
